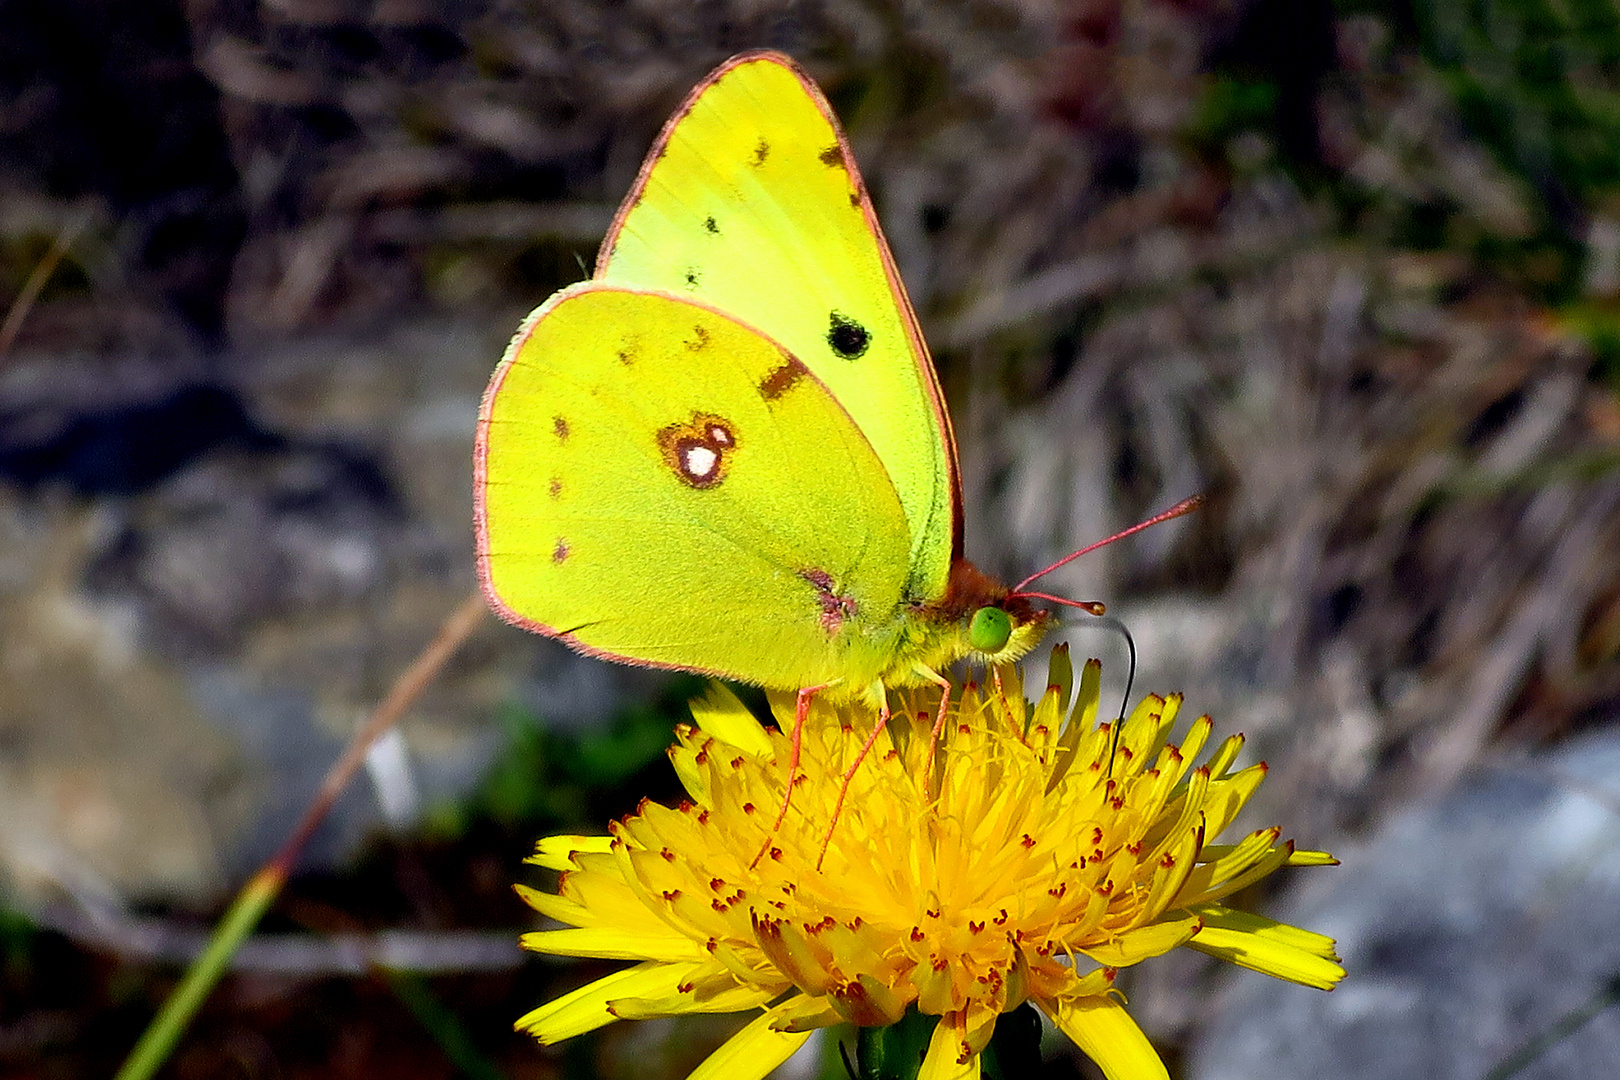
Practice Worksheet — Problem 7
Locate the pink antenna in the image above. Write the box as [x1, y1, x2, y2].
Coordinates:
[1010, 494, 1206, 601]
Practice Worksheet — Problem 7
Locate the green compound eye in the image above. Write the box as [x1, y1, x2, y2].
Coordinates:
[968, 606, 1013, 653]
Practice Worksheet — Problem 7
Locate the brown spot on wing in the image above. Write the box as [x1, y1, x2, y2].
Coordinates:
[818, 145, 845, 168]
[553, 538, 570, 563]
[758, 355, 809, 400]
[658, 412, 737, 490]
[752, 138, 770, 166]
[685, 325, 710, 351]
[549, 477, 563, 499]
[553, 416, 570, 440]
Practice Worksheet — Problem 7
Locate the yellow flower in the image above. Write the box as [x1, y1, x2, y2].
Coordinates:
[516, 650, 1344, 1080]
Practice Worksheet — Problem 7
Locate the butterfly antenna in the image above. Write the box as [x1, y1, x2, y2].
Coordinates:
[1010, 494, 1205, 596]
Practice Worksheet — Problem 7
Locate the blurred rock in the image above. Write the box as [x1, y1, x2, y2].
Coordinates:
[1188, 726, 1620, 1080]
[0, 314, 669, 907]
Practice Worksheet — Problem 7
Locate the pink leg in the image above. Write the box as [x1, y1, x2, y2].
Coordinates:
[920, 668, 955, 791]
[815, 689, 893, 869]
[752, 681, 830, 868]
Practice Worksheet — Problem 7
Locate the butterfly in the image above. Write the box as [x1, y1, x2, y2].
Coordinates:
[474, 51, 1192, 783]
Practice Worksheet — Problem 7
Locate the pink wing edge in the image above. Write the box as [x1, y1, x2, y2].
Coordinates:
[471, 280, 894, 683]
[593, 50, 966, 560]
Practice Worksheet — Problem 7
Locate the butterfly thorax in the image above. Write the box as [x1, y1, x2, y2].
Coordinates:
[839, 560, 1050, 704]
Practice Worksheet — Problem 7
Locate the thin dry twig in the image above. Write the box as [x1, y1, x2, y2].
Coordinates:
[0, 208, 93, 365]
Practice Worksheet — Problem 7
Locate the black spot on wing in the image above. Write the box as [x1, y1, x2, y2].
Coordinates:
[826, 312, 871, 359]
[704, 216, 720, 234]
[684, 268, 701, 288]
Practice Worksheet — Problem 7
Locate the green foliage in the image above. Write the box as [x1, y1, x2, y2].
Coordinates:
[430, 675, 706, 838]
[1188, 75, 1282, 153]
[1410, 0, 1620, 305]
[0, 904, 36, 986]
[1557, 301, 1620, 386]
[1418, 0, 1620, 210]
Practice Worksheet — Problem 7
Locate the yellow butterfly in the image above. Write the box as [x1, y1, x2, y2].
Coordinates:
[475, 52, 1190, 760]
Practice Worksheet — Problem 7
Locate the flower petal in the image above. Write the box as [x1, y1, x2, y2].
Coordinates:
[527, 834, 614, 870]
[608, 976, 778, 1019]
[521, 926, 708, 962]
[516, 961, 697, 1042]
[688, 684, 775, 758]
[1044, 993, 1169, 1080]
[1082, 910, 1202, 966]
[920, 1012, 982, 1080]
[1188, 907, 1345, 990]
[686, 1001, 815, 1080]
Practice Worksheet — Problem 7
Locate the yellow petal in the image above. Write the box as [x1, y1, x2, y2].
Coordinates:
[772, 994, 845, 1032]
[919, 1012, 982, 1080]
[1188, 908, 1345, 990]
[608, 978, 777, 1019]
[1175, 829, 1288, 906]
[1197, 764, 1265, 836]
[527, 834, 614, 870]
[687, 683, 775, 758]
[687, 1001, 815, 1080]
[1082, 911, 1202, 966]
[516, 960, 696, 1042]
[1048, 660, 1102, 789]
[514, 882, 589, 925]
[1287, 849, 1339, 866]
[1044, 994, 1169, 1080]
[530, 871, 673, 934]
[521, 926, 708, 962]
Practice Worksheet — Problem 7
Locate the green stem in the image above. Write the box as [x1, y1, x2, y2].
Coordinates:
[112, 869, 282, 1080]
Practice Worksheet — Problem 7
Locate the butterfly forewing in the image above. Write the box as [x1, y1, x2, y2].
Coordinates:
[597, 51, 958, 605]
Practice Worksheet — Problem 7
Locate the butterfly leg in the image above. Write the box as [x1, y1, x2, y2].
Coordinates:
[814, 680, 891, 870]
[752, 680, 834, 868]
[919, 665, 955, 788]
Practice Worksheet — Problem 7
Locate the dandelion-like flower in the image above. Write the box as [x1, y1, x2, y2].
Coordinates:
[516, 651, 1344, 1079]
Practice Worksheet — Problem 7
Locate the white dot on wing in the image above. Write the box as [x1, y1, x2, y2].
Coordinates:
[684, 446, 718, 478]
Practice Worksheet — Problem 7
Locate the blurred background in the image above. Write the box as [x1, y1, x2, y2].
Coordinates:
[2, 0, 1618, 1077]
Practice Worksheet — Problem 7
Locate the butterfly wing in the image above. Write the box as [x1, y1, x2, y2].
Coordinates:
[596, 51, 959, 606]
[475, 284, 913, 690]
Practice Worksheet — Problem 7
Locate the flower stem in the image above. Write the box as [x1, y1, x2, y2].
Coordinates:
[855, 1010, 937, 1080]
[111, 868, 281, 1080]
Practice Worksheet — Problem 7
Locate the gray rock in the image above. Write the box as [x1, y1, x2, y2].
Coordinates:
[1189, 728, 1620, 1080]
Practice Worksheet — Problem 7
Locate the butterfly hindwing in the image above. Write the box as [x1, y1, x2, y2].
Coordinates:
[597, 51, 959, 605]
[476, 284, 914, 689]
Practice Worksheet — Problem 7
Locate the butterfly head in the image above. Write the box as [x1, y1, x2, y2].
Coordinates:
[938, 560, 1053, 667]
